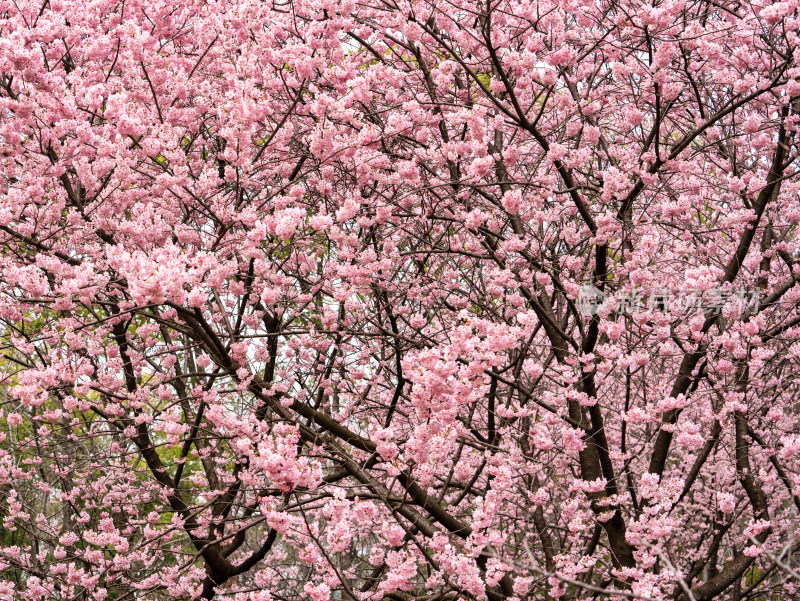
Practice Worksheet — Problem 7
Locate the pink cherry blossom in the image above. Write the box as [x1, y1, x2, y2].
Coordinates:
[1, 0, 799, 600]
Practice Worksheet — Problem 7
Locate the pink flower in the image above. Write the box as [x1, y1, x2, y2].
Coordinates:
[303, 583, 330, 601]
[501, 190, 522, 214]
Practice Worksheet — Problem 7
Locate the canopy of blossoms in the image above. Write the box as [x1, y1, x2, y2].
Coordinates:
[0, 0, 799, 600]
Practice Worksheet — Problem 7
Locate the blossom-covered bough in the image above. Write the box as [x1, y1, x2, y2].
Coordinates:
[1, 0, 799, 600]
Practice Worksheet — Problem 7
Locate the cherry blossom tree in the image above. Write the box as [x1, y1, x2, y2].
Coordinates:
[1, 0, 800, 600]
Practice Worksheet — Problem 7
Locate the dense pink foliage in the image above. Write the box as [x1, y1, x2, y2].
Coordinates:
[1, 0, 799, 600]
